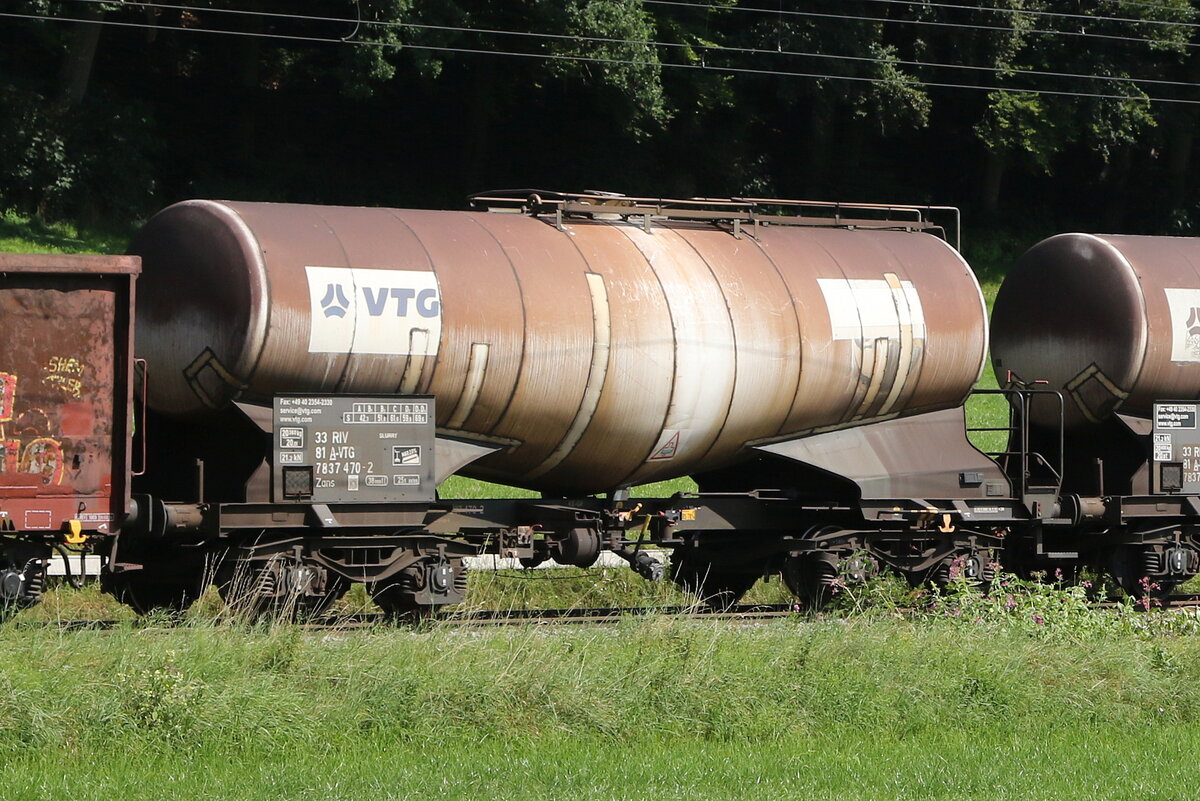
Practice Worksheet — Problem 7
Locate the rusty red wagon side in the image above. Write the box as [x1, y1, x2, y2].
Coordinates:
[0, 253, 138, 607]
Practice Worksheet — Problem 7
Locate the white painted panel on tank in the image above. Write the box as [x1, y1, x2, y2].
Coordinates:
[621, 229, 736, 468]
[305, 266, 441, 356]
[818, 278, 926, 341]
[1164, 288, 1200, 362]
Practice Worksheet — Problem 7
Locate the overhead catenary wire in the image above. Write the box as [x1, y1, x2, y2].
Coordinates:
[48, 0, 1200, 91]
[42, 0, 1200, 92]
[7, 7, 1195, 104]
[61, 0, 1200, 50]
[834, 0, 1200, 31]
[1068, 0, 1199, 13]
[641, 0, 1200, 49]
[5, 8, 1199, 105]
[1105, 0, 1200, 12]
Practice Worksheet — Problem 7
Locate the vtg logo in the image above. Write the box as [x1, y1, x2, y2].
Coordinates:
[320, 284, 351, 318]
[318, 284, 440, 319]
[361, 286, 441, 318]
[1188, 307, 1200, 338]
[306, 266, 442, 357]
[1184, 306, 1200, 361]
[1167, 288, 1200, 363]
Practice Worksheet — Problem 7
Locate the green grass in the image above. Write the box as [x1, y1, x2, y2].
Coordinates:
[0, 209, 131, 254]
[3, 610, 1200, 799]
[436, 475, 698, 499]
[436, 474, 540, 499]
[15, 732, 1200, 800]
[459, 563, 792, 610]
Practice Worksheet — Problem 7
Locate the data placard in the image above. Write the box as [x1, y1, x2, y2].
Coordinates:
[272, 395, 435, 503]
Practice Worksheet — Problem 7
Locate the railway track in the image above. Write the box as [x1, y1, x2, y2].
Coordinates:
[398, 602, 799, 627]
[1106, 592, 1200, 609]
[11, 603, 797, 631]
[13, 594, 1200, 631]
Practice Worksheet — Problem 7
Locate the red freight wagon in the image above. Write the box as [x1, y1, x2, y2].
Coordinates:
[0, 253, 138, 608]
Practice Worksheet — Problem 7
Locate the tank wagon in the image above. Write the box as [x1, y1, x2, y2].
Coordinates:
[991, 234, 1200, 594]
[2, 194, 1199, 617]
[115, 192, 1003, 614]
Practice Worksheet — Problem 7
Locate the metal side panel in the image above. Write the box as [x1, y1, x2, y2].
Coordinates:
[434, 435, 505, 486]
[753, 407, 1010, 500]
[0, 254, 139, 535]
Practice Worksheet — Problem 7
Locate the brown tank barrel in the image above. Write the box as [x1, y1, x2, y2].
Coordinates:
[130, 200, 987, 493]
[992, 233, 1200, 429]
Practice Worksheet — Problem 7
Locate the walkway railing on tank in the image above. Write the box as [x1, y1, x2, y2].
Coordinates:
[469, 190, 961, 250]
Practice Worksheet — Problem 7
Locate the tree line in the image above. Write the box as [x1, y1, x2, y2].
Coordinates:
[2, 0, 1198, 234]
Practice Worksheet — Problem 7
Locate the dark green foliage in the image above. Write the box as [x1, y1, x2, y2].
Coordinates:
[2, 2, 1200, 230]
[0, 87, 76, 217]
[0, 88, 156, 222]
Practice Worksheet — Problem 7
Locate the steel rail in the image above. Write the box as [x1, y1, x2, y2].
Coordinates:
[13, 595, 1200, 630]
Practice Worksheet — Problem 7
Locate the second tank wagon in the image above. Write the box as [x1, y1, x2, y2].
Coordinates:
[992, 233, 1200, 429]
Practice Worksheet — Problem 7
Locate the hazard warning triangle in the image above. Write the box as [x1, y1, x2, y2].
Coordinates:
[648, 431, 680, 461]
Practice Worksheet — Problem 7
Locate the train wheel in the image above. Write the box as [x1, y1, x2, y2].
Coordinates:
[101, 567, 207, 616]
[907, 550, 996, 592]
[0, 553, 49, 620]
[368, 558, 468, 621]
[1115, 574, 1176, 604]
[781, 552, 839, 611]
[218, 578, 350, 621]
[1110, 546, 1176, 603]
[669, 552, 758, 611]
[217, 558, 349, 621]
[1002, 553, 1082, 586]
[367, 584, 431, 620]
[367, 581, 446, 621]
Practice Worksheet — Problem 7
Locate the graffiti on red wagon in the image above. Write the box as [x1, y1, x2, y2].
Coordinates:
[0, 372, 65, 485]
